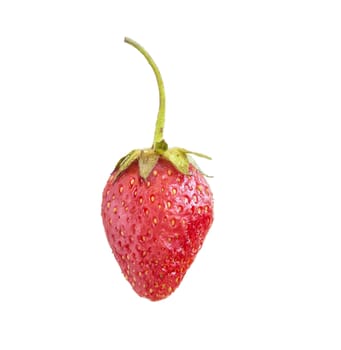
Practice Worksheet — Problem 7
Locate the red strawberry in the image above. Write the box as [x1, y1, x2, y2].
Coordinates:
[101, 38, 214, 301]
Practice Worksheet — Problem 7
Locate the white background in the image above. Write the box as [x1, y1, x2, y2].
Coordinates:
[0, 1, 340, 349]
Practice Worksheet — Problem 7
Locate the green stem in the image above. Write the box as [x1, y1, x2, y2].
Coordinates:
[124, 37, 166, 152]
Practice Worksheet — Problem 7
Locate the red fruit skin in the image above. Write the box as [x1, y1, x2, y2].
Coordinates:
[101, 158, 214, 301]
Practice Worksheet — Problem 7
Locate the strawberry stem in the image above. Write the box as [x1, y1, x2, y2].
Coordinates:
[124, 37, 166, 153]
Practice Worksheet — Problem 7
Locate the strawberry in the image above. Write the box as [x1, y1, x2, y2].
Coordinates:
[101, 37, 214, 301]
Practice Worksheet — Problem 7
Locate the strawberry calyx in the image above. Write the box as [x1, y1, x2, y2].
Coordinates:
[112, 37, 211, 181]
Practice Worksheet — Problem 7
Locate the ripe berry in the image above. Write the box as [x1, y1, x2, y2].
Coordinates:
[101, 38, 214, 301]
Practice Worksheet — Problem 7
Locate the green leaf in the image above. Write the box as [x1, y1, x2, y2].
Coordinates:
[163, 148, 190, 174]
[112, 149, 141, 180]
[180, 148, 212, 160]
[138, 151, 160, 179]
[187, 155, 213, 178]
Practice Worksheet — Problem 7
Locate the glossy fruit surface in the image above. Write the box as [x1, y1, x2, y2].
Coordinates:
[102, 159, 213, 301]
